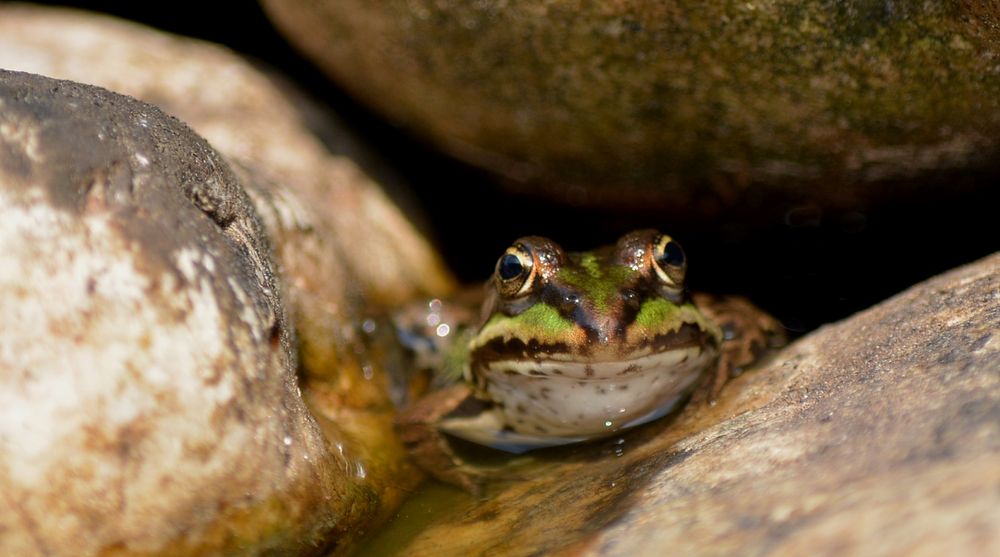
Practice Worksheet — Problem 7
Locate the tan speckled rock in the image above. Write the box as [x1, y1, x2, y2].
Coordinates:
[263, 0, 1000, 212]
[0, 70, 346, 555]
[365, 252, 999, 556]
[0, 6, 457, 553]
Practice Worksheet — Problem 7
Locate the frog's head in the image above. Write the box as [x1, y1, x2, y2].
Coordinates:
[469, 229, 721, 373]
[435, 230, 725, 449]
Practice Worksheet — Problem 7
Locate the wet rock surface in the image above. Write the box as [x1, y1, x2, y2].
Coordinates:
[0, 70, 347, 556]
[263, 1, 1000, 213]
[365, 253, 999, 556]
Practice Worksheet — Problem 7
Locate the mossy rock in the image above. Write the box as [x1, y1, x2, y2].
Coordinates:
[264, 0, 1000, 212]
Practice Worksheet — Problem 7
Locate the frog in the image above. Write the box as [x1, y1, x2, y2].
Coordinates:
[392, 229, 783, 491]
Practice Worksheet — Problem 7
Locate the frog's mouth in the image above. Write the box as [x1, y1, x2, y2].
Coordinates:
[478, 343, 709, 382]
[471, 323, 714, 380]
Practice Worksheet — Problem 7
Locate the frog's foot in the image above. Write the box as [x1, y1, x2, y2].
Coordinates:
[395, 383, 492, 494]
[691, 293, 786, 402]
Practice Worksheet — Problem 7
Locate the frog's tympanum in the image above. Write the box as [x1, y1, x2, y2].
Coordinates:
[393, 230, 783, 490]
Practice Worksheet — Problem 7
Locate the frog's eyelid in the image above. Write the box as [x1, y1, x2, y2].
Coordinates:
[513, 250, 536, 296]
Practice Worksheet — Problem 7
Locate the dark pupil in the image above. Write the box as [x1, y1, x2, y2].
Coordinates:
[659, 241, 685, 267]
[498, 253, 524, 280]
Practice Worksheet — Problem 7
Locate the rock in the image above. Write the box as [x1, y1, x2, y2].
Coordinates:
[366, 252, 999, 556]
[0, 6, 457, 554]
[0, 70, 346, 556]
[0, 4, 453, 306]
[262, 1, 1000, 214]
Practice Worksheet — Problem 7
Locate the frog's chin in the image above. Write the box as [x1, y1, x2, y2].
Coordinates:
[464, 342, 716, 444]
[438, 397, 684, 454]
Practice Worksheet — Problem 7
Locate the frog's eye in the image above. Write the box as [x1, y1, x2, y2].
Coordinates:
[495, 244, 535, 297]
[651, 234, 686, 288]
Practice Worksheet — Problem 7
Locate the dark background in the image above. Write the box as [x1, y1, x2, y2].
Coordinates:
[26, 1, 1000, 334]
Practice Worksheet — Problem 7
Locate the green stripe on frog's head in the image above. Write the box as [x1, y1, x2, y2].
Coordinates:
[477, 303, 578, 345]
[555, 252, 636, 314]
[626, 298, 722, 346]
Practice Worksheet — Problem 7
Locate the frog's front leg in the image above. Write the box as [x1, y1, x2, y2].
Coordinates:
[395, 383, 490, 493]
[691, 293, 786, 400]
